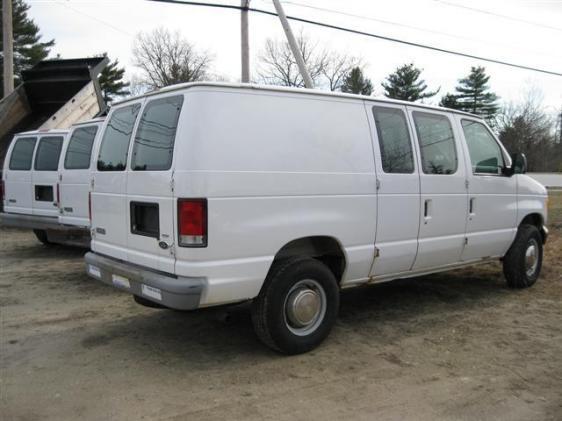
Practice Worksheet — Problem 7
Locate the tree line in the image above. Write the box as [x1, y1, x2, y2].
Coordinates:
[1, 2, 561, 172]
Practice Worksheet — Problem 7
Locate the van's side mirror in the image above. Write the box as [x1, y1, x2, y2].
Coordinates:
[503, 153, 527, 177]
[511, 153, 527, 175]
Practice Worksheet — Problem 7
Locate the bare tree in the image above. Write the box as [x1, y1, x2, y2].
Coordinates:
[132, 27, 212, 89]
[322, 53, 361, 92]
[257, 32, 328, 88]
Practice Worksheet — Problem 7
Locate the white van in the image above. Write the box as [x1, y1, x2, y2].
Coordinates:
[85, 83, 548, 354]
[58, 118, 104, 229]
[1, 119, 103, 246]
[2, 129, 69, 243]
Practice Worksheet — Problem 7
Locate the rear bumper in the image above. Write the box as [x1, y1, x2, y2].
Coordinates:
[85, 252, 205, 310]
[0, 212, 87, 232]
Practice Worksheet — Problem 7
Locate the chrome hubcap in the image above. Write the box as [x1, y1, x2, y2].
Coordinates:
[284, 279, 326, 336]
[525, 239, 539, 277]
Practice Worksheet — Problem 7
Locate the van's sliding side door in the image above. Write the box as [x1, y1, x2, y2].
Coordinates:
[366, 103, 421, 277]
[125, 93, 185, 274]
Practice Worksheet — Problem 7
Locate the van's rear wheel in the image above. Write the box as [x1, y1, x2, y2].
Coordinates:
[33, 229, 51, 245]
[251, 257, 339, 355]
[503, 224, 543, 288]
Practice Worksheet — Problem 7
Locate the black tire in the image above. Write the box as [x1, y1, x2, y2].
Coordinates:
[503, 224, 543, 288]
[251, 257, 340, 355]
[33, 229, 52, 245]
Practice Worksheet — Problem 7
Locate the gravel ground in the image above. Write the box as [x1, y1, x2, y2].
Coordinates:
[1, 192, 561, 421]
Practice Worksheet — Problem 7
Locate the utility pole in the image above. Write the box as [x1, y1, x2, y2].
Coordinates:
[241, 0, 250, 83]
[271, 0, 313, 89]
[2, 0, 14, 97]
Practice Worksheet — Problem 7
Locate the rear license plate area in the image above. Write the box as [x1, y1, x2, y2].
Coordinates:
[130, 201, 159, 238]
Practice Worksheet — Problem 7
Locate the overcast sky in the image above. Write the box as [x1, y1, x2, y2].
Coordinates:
[27, 0, 562, 112]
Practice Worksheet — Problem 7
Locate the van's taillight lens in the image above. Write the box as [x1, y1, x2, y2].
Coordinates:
[178, 199, 207, 247]
[56, 183, 60, 206]
[88, 192, 92, 222]
[0, 179, 4, 202]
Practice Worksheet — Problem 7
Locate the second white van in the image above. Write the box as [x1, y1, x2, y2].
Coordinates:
[85, 83, 548, 354]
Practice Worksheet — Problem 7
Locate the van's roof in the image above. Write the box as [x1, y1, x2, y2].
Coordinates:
[14, 128, 69, 137]
[112, 81, 480, 118]
[70, 117, 105, 128]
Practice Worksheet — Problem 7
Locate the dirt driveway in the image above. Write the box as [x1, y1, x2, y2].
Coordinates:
[2, 192, 562, 421]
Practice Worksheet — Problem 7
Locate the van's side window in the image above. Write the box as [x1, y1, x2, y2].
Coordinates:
[461, 120, 504, 175]
[372, 107, 414, 174]
[98, 104, 141, 171]
[413, 112, 457, 175]
[34, 136, 63, 171]
[65, 126, 98, 170]
[9, 137, 36, 170]
[131, 95, 184, 171]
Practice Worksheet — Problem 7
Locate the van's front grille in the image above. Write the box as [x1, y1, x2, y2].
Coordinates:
[130, 202, 159, 238]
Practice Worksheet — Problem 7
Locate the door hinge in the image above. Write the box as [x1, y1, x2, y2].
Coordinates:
[465, 179, 469, 190]
[90, 178, 95, 189]
[464, 237, 468, 245]
[374, 247, 380, 258]
[376, 179, 381, 191]
[170, 178, 175, 192]
[59, 174, 63, 181]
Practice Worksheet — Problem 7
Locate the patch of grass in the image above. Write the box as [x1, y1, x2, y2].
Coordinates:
[548, 190, 562, 226]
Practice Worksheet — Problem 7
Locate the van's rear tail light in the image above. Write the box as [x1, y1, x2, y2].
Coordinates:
[178, 199, 207, 247]
[88, 192, 92, 222]
[0, 179, 4, 203]
[56, 183, 60, 206]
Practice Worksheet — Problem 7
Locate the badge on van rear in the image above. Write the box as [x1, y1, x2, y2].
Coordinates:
[158, 241, 169, 250]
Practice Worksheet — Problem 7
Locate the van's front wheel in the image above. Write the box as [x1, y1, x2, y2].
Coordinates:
[251, 257, 339, 354]
[503, 224, 543, 288]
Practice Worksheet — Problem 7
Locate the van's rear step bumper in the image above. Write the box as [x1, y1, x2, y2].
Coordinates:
[84, 252, 205, 310]
[0, 212, 87, 232]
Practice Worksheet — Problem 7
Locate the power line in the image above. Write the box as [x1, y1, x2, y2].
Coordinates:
[432, 0, 562, 33]
[265, 0, 561, 60]
[146, 0, 562, 77]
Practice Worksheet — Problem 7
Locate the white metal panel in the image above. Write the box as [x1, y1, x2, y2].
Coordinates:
[2, 136, 36, 215]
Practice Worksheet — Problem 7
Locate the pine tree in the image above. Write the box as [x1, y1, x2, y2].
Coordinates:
[340, 67, 373, 95]
[381, 63, 439, 102]
[98, 57, 130, 102]
[0, 0, 55, 95]
[454, 66, 499, 120]
[439, 93, 461, 110]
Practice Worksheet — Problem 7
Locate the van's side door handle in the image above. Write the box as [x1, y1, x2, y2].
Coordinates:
[469, 197, 476, 216]
[424, 199, 432, 224]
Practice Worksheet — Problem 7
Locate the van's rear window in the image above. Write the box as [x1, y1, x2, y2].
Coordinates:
[65, 125, 98, 170]
[9, 137, 37, 170]
[34, 136, 64, 171]
[98, 104, 141, 171]
[131, 95, 184, 171]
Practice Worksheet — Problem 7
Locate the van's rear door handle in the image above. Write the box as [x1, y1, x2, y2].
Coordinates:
[424, 199, 432, 224]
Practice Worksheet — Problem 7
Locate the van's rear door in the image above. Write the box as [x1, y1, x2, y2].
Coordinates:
[125, 93, 184, 274]
[3, 136, 37, 215]
[31, 134, 65, 217]
[92, 102, 142, 260]
[59, 123, 100, 227]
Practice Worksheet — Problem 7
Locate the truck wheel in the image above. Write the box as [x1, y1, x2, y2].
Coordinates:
[503, 224, 543, 288]
[251, 257, 339, 355]
[33, 229, 52, 245]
